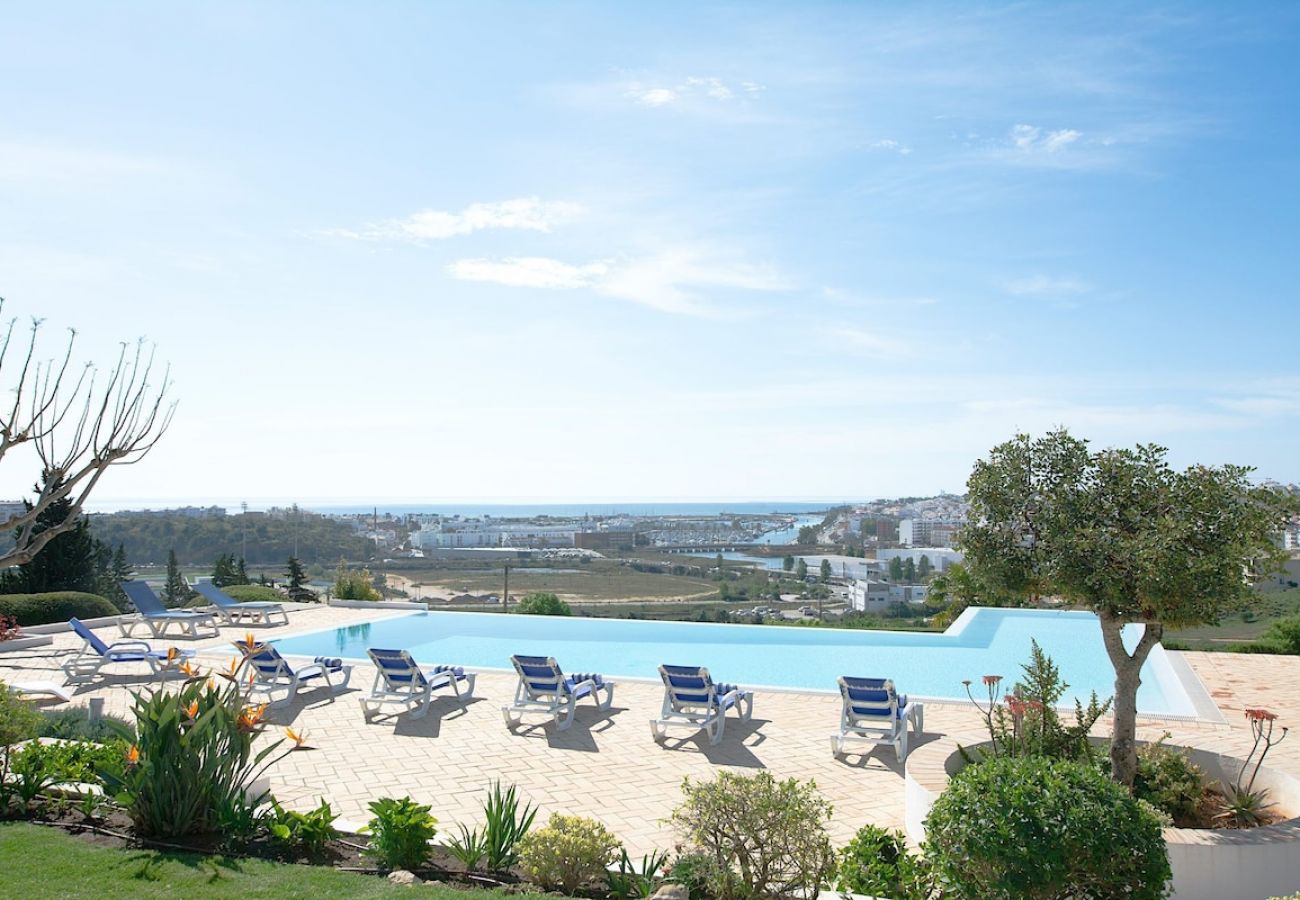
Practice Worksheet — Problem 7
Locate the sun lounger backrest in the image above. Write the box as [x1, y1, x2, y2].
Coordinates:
[192, 581, 235, 608]
[121, 580, 167, 615]
[246, 645, 291, 678]
[512, 655, 564, 695]
[69, 617, 109, 656]
[368, 649, 429, 689]
[840, 676, 898, 719]
[660, 665, 715, 705]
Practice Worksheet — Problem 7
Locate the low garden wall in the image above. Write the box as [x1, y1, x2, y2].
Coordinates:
[905, 737, 1300, 900]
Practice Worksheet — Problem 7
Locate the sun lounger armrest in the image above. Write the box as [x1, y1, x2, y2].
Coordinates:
[105, 640, 154, 654]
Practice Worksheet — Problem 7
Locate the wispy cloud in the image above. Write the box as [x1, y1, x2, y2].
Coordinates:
[866, 139, 913, 155]
[447, 248, 787, 316]
[625, 76, 764, 108]
[1004, 275, 1090, 296]
[327, 197, 582, 243]
[822, 326, 911, 358]
[1009, 123, 1083, 153]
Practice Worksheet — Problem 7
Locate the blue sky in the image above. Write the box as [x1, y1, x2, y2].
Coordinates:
[2, 3, 1297, 507]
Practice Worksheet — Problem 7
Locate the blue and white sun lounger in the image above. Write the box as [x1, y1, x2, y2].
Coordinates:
[192, 581, 289, 627]
[831, 676, 924, 761]
[650, 664, 753, 746]
[502, 655, 614, 731]
[119, 580, 219, 639]
[238, 643, 353, 707]
[360, 648, 477, 721]
[62, 617, 196, 684]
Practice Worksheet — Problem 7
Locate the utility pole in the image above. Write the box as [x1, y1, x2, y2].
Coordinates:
[503, 564, 510, 613]
[241, 500, 248, 563]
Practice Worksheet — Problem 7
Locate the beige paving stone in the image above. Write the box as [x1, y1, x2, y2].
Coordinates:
[4, 606, 1299, 855]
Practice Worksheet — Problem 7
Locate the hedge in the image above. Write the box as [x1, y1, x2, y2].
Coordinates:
[0, 592, 119, 627]
[220, 584, 285, 604]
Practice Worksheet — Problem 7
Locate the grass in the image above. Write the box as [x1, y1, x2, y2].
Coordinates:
[391, 560, 719, 603]
[0, 822, 551, 899]
[1167, 587, 1300, 646]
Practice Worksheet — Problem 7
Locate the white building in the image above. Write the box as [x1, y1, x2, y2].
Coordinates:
[899, 518, 963, 547]
[411, 522, 577, 549]
[848, 579, 930, 613]
[874, 547, 964, 572]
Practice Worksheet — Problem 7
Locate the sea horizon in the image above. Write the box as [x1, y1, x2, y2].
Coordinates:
[81, 499, 864, 517]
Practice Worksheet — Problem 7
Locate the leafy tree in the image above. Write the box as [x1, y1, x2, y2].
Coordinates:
[332, 560, 381, 601]
[925, 562, 1022, 625]
[235, 557, 249, 584]
[162, 549, 192, 607]
[796, 558, 808, 580]
[917, 554, 932, 579]
[819, 559, 832, 583]
[514, 592, 572, 616]
[961, 430, 1298, 786]
[782, 554, 795, 572]
[887, 557, 904, 581]
[285, 557, 315, 601]
[715, 553, 725, 577]
[796, 525, 819, 545]
[903, 558, 917, 582]
[0, 472, 99, 595]
[211, 553, 241, 588]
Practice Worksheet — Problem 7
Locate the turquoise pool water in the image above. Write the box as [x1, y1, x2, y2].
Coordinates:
[271, 607, 1201, 716]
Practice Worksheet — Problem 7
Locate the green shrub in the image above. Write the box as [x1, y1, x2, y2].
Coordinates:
[669, 771, 834, 900]
[221, 584, 284, 604]
[0, 592, 117, 626]
[265, 797, 339, 859]
[10, 738, 129, 786]
[665, 851, 713, 900]
[36, 707, 133, 742]
[1133, 739, 1207, 825]
[514, 592, 572, 616]
[518, 813, 621, 893]
[1262, 613, 1300, 654]
[98, 678, 289, 839]
[0, 683, 42, 808]
[363, 796, 438, 871]
[926, 755, 1171, 899]
[332, 563, 381, 601]
[607, 848, 670, 899]
[836, 824, 929, 899]
[482, 780, 538, 871]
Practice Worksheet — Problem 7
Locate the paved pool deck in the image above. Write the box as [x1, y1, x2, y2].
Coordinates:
[4, 605, 1299, 855]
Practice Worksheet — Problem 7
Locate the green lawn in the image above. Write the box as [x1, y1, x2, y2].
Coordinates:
[0, 822, 547, 899]
[1168, 587, 1300, 645]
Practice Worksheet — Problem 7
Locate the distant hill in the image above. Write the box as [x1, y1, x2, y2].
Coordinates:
[88, 509, 373, 567]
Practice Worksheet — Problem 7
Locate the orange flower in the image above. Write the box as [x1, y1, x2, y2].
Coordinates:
[125, 744, 140, 766]
[166, 646, 180, 662]
[178, 660, 198, 678]
[184, 699, 200, 719]
[218, 657, 242, 681]
[1246, 708, 1278, 722]
[237, 703, 268, 732]
[982, 675, 1003, 686]
[285, 727, 308, 748]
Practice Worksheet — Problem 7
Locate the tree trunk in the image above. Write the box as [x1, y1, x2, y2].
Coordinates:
[1099, 611, 1163, 788]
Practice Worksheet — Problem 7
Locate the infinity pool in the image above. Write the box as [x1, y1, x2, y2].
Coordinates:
[271, 606, 1205, 717]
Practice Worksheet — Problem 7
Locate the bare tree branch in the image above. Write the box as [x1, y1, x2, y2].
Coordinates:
[0, 297, 176, 569]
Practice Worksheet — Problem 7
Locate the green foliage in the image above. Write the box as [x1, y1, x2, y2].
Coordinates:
[917, 554, 932, 578]
[0, 472, 101, 595]
[211, 553, 250, 587]
[87, 506, 373, 567]
[285, 556, 316, 601]
[796, 525, 818, 544]
[363, 796, 438, 871]
[669, 770, 834, 900]
[888, 556, 904, 580]
[514, 591, 572, 616]
[10, 737, 129, 786]
[925, 755, 1171, 899]
[221, 584, 283, 604]
[34, 705, 126, 743]
[447, 824, 489, 871]
[904, 557, 916, 582]
[796, 558, 808, 579]
[482, 780, 538, 871]
[666, 851, 713, 900]
[99, 678, 287, 839]
[265, 797, 340, 859]
[1215, 784, 1277, 828]
[819, 558, 832, 582]
[1262, 612, 1300, 654]
[836, 824, 930, 899]
[333, 561, 382, 601]
[518, 813, 621, 894]
[607, 848, 670, 899]
[782, 554, 794, 572]
[6, 745, 55, 805]
[163, 549, 192, 607]
[1132, 739, 1208, 825]
[0, 592, 117, 626]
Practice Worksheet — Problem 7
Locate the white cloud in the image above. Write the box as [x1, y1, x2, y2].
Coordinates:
[624, 76, 759, 108]
[823, 326, 911, 358]
[447, 257, 609, 290]
[328, 197, 582, 243]
[1009, 124, 1083, 154]
[1004, 275, 1089, 296]
[867, 139, 913, 155]
[447, 248, 787, 317]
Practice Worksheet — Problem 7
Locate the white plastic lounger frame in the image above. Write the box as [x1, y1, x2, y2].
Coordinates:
[502, 655, 613, 731]
[192, 580, 289, 627]
[62, 617, 196, 685]
[8, 681, 72, 703]
[360, 648, 477, 721]
[651, 664, 753, 746]
[830, 676, 924, 761]
[239, 643, 353, 707]
[119, 580, 220, 639]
